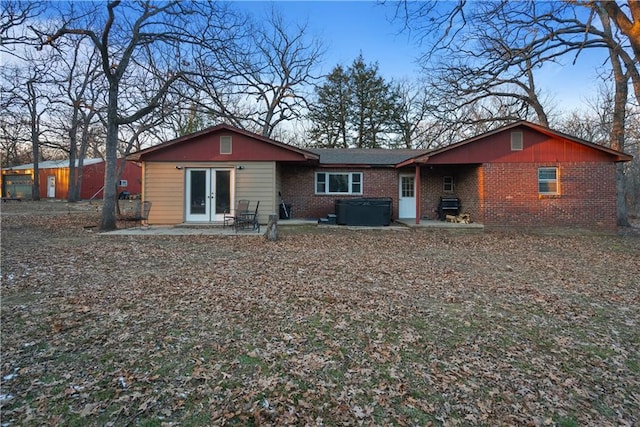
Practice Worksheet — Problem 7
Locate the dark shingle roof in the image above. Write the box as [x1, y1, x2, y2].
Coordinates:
[307, 148, 431, 166]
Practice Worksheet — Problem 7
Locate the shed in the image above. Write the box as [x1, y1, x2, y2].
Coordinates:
[1, 158, 142, 200]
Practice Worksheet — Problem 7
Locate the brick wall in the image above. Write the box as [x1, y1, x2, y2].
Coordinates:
[281, 161, 618, 230]
[281, 165, 399, 219]
[419, 165, 483, 221]
[482, 162, 617, 230]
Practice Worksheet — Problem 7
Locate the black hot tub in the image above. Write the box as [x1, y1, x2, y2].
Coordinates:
[334, 198, 393, 226]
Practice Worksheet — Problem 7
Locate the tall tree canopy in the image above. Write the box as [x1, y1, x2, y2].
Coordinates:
[36, 1, 243, 230]
[309, 55, 401, 148]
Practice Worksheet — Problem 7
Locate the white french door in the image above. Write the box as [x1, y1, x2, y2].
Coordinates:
[185, 168, 232, 222]
[398, 174, 416, 218]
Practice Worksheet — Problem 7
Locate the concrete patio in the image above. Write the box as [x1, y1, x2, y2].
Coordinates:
[101, 218, 483, 236]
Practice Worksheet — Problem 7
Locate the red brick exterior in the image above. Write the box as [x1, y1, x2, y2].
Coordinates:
[482, 162, 617, 231]
[418, 165, 482, 221]
[281, 161, 618, 230]
[280, 165, 399, 219]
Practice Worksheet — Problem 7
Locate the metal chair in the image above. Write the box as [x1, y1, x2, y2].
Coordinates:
[234, 201, 260, 232]
[119, 200, 152, 228]
[224, 199, 249, 228]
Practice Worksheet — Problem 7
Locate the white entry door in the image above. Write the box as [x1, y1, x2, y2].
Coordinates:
[185, 168, 232, 222]
[47, 176, 56, 198]
[398, 174, 416, 218]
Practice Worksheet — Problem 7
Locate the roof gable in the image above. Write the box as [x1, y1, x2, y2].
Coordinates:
[398, 121, 633, 166]
[129, 124, 318, 163]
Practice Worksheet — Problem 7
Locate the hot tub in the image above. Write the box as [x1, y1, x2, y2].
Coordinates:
[334, 198, 393, 226]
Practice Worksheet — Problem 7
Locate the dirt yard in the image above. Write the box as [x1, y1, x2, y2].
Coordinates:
[1, 201, 639, 426]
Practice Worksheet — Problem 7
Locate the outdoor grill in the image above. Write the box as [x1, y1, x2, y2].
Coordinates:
[438, 196, 461, 220]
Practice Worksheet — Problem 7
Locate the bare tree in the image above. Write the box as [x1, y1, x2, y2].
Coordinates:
[38, 1, 241, 230]
[393, 0, 637, 225]
[44, 34, 104, 202]
[1, 45, 57, 200]
[0, 1, 43, 48]
[0, 109, 30, 167]
[195, 9, 323, 137]
[394, 80, 455, 149]
[596, 6, 631, 226]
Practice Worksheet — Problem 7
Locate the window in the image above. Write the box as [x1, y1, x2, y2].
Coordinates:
[401, 176, 414, 197]
[538, 167, 559, 195]
[315, 172, 363, 194]
[511, 131, 523, 151]
[443, 176, 454, 193]
[220, 136, 232, 154]
[118, 180, 128, 187]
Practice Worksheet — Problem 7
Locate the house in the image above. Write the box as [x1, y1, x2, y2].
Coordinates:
[1, 158, 142, 200]
[128, 121, 632, 231]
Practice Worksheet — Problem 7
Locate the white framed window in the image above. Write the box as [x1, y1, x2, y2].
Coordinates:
[538, 167, 559, 195]
[118, 179, 128, 187]
[315, 172, 363, 194]
[511, 131, 523, 151]
[220, 136, 232, 154]
[443, 176, 454, 193]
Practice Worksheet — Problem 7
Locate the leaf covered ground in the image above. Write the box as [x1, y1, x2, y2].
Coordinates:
[1, 202, 639, 426]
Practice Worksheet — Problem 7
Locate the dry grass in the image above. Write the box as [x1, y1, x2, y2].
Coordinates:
[1, 201, 639, 426]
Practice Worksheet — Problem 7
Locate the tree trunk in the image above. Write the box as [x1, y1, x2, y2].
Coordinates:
[31, 135, 40, 201]
[600, 6, 630, 226]
[616, 163, 629, 226]
[100, 87, 119, 231]
[28, 81, 40, 201]
[67, 109, 79, 203]
[264, 214, 278, 241]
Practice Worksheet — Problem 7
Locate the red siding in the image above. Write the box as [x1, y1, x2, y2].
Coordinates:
[429, 127, 614, 164]
[35, 160, 141, 200]
[141, 131, 309, 162]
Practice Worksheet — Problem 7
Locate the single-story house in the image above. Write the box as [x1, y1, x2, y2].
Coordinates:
[1, 158, 142, 200]
[127, 121, 632, 231]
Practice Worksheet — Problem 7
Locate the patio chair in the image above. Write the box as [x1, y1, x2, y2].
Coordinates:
[119, 200, 152, 228]
[223, 199, 250, 228]
[234, 201, 260, 232]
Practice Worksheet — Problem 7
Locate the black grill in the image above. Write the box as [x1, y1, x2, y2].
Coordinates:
[438, 197, 461, 220]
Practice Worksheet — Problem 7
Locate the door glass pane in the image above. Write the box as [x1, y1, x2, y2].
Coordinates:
[215, 170, 231, 215]
[402, 176, 414, 197]
[190, 170, 206, 215]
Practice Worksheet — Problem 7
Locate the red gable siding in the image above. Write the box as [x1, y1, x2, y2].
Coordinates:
[140, 130, 308, 162]
[428, 127, 615, 164]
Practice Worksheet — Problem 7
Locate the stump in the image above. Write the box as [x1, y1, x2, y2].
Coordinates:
[264, 214, 278, 241]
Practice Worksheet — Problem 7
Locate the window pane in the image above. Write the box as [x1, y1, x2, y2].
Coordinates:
[352, 173, 362, 193]
[538, 168, 558, 194]
[443, 176, 454, 192]
[329, 174, 349, 193]
[539, 182, 557, 193]
[538, 169, 557, 180]
[316, 173, 326, 193]
[401, 176, 414, 197]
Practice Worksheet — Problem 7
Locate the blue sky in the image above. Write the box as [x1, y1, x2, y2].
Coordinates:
[235, 1, 421, 78]
[235, 1, 611, 113]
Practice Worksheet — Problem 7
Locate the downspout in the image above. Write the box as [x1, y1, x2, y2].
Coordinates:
[415, 164, 421, 224]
